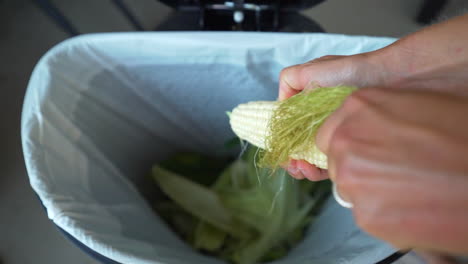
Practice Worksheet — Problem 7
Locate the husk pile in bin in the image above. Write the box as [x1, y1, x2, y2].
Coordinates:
[150, 86, 356, 264]
[151, 147, 331, 264]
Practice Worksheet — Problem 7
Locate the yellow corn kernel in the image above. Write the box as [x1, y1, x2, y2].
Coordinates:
[229, 101, 328, 169]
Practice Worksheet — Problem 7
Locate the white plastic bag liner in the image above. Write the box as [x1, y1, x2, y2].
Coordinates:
[22, 32, 398, 264]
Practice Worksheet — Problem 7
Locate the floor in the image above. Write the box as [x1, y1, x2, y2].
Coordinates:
[0, 0, 467, 264]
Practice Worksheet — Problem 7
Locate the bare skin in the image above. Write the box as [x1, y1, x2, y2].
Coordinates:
[279, 14, 468, 256]
[317, 88, 468, 255]
[282, 14, 468, 181]
[279, 14, 468, 102]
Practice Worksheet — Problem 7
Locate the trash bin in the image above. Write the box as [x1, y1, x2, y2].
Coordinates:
[22, 32, 401, 264]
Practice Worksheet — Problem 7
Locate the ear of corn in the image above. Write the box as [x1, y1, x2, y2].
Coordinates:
[229, 100, 328, 169]
[229, 86, 356, 170]
[229, 101, 276, 150]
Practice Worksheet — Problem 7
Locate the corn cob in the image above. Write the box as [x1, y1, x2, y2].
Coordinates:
[229, 100, 328, 169]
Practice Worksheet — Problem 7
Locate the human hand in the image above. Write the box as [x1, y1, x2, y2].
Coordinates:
[283, 15, 468, 181]
[315, 87, 468, 255]
[279, 14, 468, 101]
[281, 53, 394, 181]
[278, 53, 389, 101]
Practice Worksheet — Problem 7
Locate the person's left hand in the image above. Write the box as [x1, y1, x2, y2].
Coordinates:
[279, 54, 386, 181]
[315, 87, 468, 255]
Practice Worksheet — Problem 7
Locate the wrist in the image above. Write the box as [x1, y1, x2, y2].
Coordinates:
[366, 14, 468, 93]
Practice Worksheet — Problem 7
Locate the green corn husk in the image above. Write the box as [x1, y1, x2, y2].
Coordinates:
[152, 146, 331, 264]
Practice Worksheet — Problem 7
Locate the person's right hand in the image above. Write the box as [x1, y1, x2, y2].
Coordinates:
[315, 87, 468, 259]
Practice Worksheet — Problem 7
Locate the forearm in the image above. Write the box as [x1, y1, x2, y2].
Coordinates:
[369, 14, 468, 94]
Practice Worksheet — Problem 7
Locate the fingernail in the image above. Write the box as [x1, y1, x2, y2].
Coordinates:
[298, 165, 320, 181]
[287, 165, 299, 175]
[298, 166, 307, 178]
[287, 164, 304, 179]
[296, 171, 305, 179]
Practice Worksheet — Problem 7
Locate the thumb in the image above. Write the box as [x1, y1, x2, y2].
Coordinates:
[278, 54, 375, 100]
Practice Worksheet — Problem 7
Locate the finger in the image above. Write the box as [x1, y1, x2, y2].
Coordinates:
[286, 159, 305, 179]
[278, 57, 342, 101]
[315, 90, 364, 154]
[295, 160, 329, 181]
[278, 64, 304, 100]
[355, 87, 467, 129]
[316, 87, 391, 154]
[278, 77, 298, 101]
[321, 89, 398, 184]
[278, 55, 359, 100]
[278, 62, 334, 100]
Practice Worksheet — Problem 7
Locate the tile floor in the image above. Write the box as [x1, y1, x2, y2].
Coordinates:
[1, 0, 467, 263]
